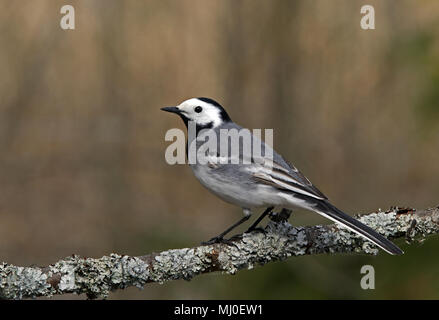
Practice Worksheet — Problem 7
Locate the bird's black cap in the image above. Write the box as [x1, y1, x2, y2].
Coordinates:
[197, 97, 231, 122]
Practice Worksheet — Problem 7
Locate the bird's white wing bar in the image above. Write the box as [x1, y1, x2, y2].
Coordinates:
[250, 158, 327, 200]
[256, 157, 297, 173]
[253, 171, 326, 200]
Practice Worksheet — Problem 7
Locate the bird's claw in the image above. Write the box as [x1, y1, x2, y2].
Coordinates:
[245, 227, 267, 235]
[228, 233, 243, 242]
[201, 236, 238, 247]
[269, 208, 292, 223]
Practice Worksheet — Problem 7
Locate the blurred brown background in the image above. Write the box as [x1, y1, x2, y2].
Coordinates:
[0, 0, 438, 299]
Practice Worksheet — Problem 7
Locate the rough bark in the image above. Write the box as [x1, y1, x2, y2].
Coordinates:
[1, 206, 438, 299]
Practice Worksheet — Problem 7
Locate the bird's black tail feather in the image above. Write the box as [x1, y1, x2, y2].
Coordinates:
[313, 200, 403, 255]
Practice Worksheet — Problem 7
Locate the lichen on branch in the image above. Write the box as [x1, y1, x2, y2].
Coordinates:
[1, 206, 438, 299]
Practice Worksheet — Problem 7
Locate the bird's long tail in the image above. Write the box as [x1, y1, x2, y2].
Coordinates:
[312, 200, 403, 255]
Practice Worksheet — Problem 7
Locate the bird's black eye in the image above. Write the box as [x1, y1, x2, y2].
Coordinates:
[194, 106, 203, 113]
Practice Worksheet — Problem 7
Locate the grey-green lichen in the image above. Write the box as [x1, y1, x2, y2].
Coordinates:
[0, 206, 438, 299]
[0, 263, 53, 299]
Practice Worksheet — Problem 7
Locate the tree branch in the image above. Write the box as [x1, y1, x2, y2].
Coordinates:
[1, 206, 438, 299]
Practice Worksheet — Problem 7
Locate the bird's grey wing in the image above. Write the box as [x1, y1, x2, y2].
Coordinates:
[250, 135, 328, 200]
[251, 156, 328, 200]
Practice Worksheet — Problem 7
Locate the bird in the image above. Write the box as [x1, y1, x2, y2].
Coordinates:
[161, 97, 403, 255]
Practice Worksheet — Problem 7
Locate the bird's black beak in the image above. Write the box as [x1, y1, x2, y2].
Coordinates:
[161, 106, 181, 114]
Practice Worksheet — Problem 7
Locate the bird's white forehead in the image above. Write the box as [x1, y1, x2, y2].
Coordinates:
[177, 98, 210, 109]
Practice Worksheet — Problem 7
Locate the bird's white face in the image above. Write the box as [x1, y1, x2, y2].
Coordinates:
[175, 98, 224, 128]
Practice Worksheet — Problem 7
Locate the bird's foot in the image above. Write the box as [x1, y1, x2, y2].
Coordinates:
[201, 236, 238, 247]
[269, 208, 292, 223]
[244, 226, 267, 235]
[228, 233, 243, 242]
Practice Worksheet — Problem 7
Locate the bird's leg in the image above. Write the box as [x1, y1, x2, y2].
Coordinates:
[201, 211, 251, 245]
[245, 207, 274, 234]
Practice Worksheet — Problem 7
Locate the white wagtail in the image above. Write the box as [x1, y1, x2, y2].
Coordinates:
[161, 97, 403, 255]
